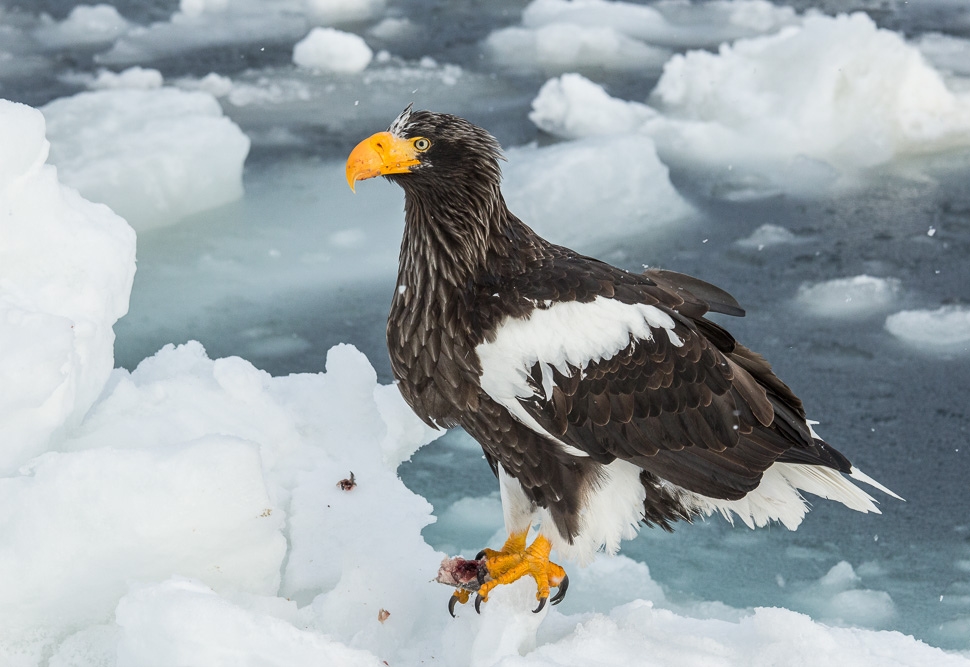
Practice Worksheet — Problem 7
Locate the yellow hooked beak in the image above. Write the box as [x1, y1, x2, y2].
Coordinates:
[346, 131, 421, 192]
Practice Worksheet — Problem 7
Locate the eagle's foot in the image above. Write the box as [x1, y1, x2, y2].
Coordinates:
[448, 531, 567, 615]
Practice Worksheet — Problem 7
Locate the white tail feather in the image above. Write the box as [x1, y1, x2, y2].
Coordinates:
[670, 462, 897, 532]
[850, 466, 905, 501]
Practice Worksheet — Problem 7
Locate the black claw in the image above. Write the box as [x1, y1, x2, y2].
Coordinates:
[448, 594, 459, 618]
[477, 565, 487, 586]
[550, 574, 569, 606]
[532, 596, 547, 614]
[474, 594, 484, 614]
[475, 549, 487, 561]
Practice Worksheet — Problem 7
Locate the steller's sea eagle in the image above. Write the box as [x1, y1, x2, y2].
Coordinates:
[345, 106, 900, 616]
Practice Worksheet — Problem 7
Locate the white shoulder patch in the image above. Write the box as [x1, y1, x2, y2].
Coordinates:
[475, 296, 683, 455]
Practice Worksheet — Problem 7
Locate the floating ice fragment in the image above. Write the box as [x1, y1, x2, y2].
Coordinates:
[520, 0, 799, 49]
[486, 22, 671, 74]
[41, 87, 250, 231]
[530, 73, 657, 139]
[305, 0, 386, 24]
[736, 223, 799, 249]
[503, 135, 692, 247]
[648, 13, 970, 173]
[33, 4, 131, 49]
[885, 305, 970, 351]
[89, 66, 164, 90]
[0, 100, 135, 472]
[796, 275, 901, 318]
[293, 27, 373, 74]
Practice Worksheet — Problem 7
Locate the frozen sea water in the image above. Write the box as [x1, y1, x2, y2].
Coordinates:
[2, 0, 970, 664]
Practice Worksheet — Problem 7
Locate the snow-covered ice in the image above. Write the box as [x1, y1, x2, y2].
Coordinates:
[293, 27, 373, 73]
[648, 13, 970, 175]
[41, 87, 250, 230]
[85, 66, 164, 90]
[529, 13, 970, 198]
[735, 224, 800, 250]
[796, 276, 902, 319]
[503, 135, 692, 247]
[485, 23, 672, 74]
[530, 73, 657, 139]
[515, 0, 800, 49]
[32, 4, 132, 50]
[885, 306, 970, 353]
[0, 100, 135, 474]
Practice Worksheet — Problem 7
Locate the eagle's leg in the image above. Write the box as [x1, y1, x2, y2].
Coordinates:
[473, 530, 568, 613]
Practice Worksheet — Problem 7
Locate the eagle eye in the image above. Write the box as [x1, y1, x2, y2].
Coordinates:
[413, 137, 431, 152]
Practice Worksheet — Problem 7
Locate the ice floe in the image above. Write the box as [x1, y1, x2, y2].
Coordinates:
[735, 223, 800, 250]
[485, 23, 671, 74]
[32, 4, 132, 50]
[41, 86, 250, 230]
[885, 305, 970, 352]
[796, 276, 902, 318]
[516, 0, 800, 49]
[0, 100, 135, 473]
[503, 135, 692, 247]
[293, 27, 373, 73]
[530, 13, 970, 197]
[530, 73, 657, 139]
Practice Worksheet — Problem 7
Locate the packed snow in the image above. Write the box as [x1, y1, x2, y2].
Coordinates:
[293, 27, 373, 73]
[795, 276, 902, 319]
[41, 86, 250, 230]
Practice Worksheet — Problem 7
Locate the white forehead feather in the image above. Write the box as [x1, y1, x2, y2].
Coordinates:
[388, 104, 414, 137]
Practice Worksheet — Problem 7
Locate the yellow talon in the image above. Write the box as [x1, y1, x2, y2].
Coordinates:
[475, 531, 568, 610]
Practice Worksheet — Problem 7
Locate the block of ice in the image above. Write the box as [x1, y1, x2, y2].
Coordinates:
[885, 305, 970, 352]
[520, 0, 799, 49]
[795, 275, 901, 318]
[0, 100, 135, 473]
[41, 87, 250, 230]
[648, 13, 970, 172]
[485, 23, 671, 73]
[89, 66, 164, 90]
[97, 2, 309, 66]
[293, 27, 373, 73]
[530, 73, 657, 139]
[504, 135, 692, 247]
[735, 223, 800, 249]
[305, 0, 387, 24]
[33, 4, 132, 49]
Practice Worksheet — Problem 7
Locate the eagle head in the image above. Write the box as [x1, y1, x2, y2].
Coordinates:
[346, 105, 503, 195]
